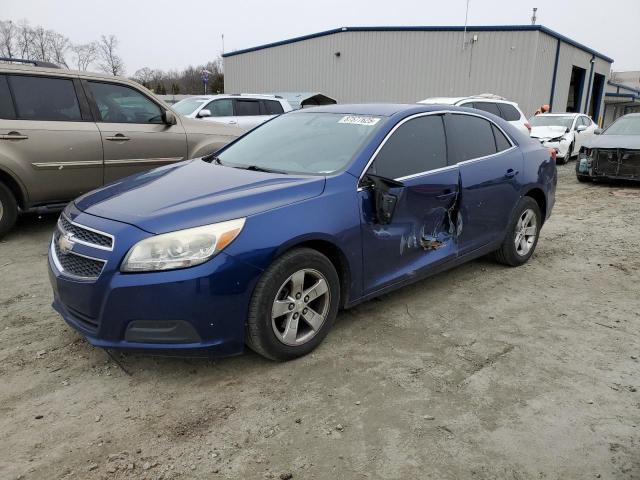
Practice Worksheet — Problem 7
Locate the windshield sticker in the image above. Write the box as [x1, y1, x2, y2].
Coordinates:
[338, 115, 381, 126]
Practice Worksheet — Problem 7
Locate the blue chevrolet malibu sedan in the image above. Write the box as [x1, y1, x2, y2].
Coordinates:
[48, 104, 556, 360]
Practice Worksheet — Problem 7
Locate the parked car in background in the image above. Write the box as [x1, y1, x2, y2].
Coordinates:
[172, 94, 293, 129]
[48, 104, 556, 361]
[529, 113, 597, 163]
[576, 113, 640, 183]
[0, 60, 243, 238]
[418, 94, 531, 135]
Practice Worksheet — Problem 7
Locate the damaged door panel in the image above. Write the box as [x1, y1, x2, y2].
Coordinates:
[359, 168, 460, 293]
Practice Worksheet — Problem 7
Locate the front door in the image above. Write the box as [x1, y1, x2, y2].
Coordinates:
[359, 114, 459, 294]
[0, 74, 103, 205]
[85, 80, 188, 183]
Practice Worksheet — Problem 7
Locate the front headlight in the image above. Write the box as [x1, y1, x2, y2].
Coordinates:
[121, 218, 245, 272]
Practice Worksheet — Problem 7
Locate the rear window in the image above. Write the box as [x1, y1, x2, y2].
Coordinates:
[497, 103, 522, 121]
[8, 75, 82, 121]
[492, 124, 512, 152]
[472, 102, 502, 117]
[235, 99, 260, 116]
[262, 100, 284, 115]
[445, 114, 497, 163]
[0, 75, 16, 119]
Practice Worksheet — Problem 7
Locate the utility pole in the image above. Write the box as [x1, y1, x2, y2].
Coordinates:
[531, 7, 538, 25]
[462, 0, 470, 50]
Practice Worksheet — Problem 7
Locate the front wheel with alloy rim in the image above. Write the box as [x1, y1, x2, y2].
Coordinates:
[0, 182, 18, 239]
[246, 248, 340, 361]
[494, 196, 542, 267]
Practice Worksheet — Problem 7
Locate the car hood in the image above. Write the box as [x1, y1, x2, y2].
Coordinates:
[75, 160, 326, 234]
[530, 126, 567, 140]
[584, 134, 640, 150]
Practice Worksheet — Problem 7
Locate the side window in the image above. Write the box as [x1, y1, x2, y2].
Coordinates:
[473, 102, 502, 117]
[261, 100, 284, 115]
[581, 116, 591, 127]
[206, 99, 233, 117]
[0, 75, 16, 119]
[234, 99, 260, 116]
[492, 124, 512, 152]
[497, 103, 521, 121]
[371, 115, 447, 179]
[8, 75, 82, 121]
[88, 81, 163, 124]
[445, 114, 497, 164]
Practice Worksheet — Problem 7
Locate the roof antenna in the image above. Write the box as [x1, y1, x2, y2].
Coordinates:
[531, 7, 538, 25]
[462, 0, 470, 50]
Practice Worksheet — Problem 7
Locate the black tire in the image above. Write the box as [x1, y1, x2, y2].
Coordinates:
[566, 142, 574, 161]
[245, 248, 340, 361]
[0, 182, 18, 239]
[494, 197, 542, 267]
[556, 152, 567, 165]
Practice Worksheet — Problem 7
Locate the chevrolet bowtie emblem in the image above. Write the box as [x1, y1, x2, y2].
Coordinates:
[58, 232, 75, 254]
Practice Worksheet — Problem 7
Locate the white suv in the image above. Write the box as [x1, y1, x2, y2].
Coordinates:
[418, 94, 531, 135]
[172, 94, 293, 129]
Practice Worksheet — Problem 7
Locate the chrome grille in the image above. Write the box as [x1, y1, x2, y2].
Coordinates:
[58, 215, 113, 249]
[52, 233, 106, 280]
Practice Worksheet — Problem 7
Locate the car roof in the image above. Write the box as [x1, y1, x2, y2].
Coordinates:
[537, 113, 581, 117]
[419, 95, 517, 106]
[292, 103, 472, 117]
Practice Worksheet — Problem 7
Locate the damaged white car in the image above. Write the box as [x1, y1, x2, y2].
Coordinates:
[529, 113, 597, 164]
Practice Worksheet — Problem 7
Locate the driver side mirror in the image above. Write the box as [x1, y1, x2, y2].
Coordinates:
[576, 125, 587, 133]
[197, 109, 212, 118]
[594, 128, 603, 135]
[162, 110, 177, 125]
[361, 174, 404, 225]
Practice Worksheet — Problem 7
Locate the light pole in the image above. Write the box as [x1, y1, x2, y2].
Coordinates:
[201, 69, 210, 95]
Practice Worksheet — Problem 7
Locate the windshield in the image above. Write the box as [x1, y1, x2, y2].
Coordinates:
[529, 115, 574, 129]
[172, 98, 209, 115]
[604, 116, 640, 135]
[217, 112, 384, 175]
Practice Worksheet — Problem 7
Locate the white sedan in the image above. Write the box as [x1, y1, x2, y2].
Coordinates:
[529, 113, 598, 164]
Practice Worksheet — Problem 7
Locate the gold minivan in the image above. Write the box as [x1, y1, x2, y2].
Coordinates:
[0, 59, 244, 237]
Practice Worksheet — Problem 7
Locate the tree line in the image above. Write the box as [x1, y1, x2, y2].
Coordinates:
[0, 19, 223, 95]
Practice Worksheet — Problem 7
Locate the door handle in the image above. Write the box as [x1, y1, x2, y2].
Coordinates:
[105, 134, 130, 141]
[0, 131, 28, 140]
[227, 120, 237, 125]
[504, 169, 519, 178]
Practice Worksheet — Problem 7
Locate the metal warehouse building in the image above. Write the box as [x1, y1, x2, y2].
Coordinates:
[223, 25, 613, 123]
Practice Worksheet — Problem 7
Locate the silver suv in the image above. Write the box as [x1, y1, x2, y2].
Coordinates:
[0, 59, 244, 237]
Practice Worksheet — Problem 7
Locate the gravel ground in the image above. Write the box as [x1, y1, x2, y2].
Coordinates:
[1, 164, 639, 480]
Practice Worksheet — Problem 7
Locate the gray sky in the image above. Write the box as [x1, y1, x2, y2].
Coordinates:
[4, 0, 640, 73]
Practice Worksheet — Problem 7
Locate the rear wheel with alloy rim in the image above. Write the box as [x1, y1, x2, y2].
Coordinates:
[0, 182, 18, 239]
[494, 196, 542, 267]
[246, 248, 340, 361]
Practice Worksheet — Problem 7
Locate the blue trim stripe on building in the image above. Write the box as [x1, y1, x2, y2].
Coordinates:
[222, 25, 614, 63]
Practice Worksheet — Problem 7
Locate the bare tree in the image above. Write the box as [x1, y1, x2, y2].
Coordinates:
[97, 34, 124, 76]
[0, 20, 17, 58]
[49, 32, 69, 67]
[16, 20, 34, 59]
[132, 67, 154, 87]
[71, 42, 97, 71]
[30, 26, 52, 62]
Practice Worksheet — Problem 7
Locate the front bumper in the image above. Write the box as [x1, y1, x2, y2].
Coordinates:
[48, 206, 263, 355]
[539, 139, 570, 158]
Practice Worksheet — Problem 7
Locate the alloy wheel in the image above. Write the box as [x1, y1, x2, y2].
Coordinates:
[514, 208, 537, 256]
[271, 268, 331, 346]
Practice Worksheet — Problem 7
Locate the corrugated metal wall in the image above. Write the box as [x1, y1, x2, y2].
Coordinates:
[224, 29, 611, 118]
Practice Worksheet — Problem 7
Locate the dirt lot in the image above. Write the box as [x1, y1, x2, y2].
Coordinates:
[1, 164, 639, 480]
